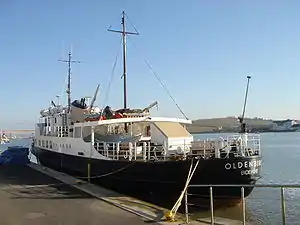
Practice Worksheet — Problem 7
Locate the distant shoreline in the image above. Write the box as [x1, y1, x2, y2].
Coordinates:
[189, 130, 298, 135]
[186, 117, 299, 134]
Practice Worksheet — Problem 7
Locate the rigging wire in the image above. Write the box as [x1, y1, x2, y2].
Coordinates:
[127, 36, 189, 120]
[101, 36, 123, 110]
[124, 12, 140, 35]
[107, 11, 124, 32]
[56, 70, 69, 105]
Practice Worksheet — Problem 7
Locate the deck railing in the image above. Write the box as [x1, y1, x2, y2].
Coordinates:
[93, 141, 168, 161]
[192, 134, 261, 158]
[185, 184, 300, 225]
[93, 133, 260, 161]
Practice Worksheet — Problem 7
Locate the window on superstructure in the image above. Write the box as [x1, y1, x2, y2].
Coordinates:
[46, 141, 48, 148]
[38, 140, 41, 146]
[42, 140, 45, 147]
[54, 118, 57, 123]
[49, 141, 52, 149]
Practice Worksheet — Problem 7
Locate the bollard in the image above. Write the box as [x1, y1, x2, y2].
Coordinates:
[185, 190, 189, 224]
[280, 187, 286, 225]
[87, 163, 91, 182]
[210, 187, 214, 225]
[241, 187, 246, 225]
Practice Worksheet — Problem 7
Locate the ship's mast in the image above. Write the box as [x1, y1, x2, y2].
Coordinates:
[59, 51, 81, 112]
[108, 11, 139, 110]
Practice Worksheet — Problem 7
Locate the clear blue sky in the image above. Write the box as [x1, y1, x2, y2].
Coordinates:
[1, 0, 300, 129]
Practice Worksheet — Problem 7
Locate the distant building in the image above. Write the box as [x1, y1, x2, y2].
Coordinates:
[271, 119, 298, 131]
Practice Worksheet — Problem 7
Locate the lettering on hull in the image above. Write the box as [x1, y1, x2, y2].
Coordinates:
[241, 169, 259, 176]
[224, 159, 262, 176]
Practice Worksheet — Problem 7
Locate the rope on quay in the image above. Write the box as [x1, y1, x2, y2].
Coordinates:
[75, 161, 137, 179]
[164, 158, 200, 222]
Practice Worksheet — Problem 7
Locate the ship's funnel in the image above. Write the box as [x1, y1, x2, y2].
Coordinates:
[70, 98, 88, 122]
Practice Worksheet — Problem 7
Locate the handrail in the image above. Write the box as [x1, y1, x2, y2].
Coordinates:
[185, 184, 300, 225]
[93, 135, 261, 161]
[94, 141, 168, 161]
[188, 184, 300, 188]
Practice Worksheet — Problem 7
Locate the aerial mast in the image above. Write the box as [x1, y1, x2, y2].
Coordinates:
[59, 51, 81, 112]
[108, 11, 139, 110]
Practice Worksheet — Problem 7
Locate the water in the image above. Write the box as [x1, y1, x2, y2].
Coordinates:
[194, 132, 300, 225]
[1, 133, 299, 224]
[0, 139, 31, 151]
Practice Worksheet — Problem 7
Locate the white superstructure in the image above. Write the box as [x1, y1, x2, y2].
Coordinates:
[33, 98, 260, 162]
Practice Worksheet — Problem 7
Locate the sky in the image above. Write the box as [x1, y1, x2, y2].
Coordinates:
[1, 0, 300, 129]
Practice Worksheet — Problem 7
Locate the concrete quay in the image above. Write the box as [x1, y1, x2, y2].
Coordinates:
[0, 163, 243, 225]
[0, 164, 159, 225]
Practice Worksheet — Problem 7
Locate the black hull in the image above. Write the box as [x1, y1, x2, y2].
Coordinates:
[32, 147, 262, 209]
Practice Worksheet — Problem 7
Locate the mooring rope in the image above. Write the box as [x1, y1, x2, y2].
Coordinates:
[165, 158, 200, 222]
[75, 161, 137, 179]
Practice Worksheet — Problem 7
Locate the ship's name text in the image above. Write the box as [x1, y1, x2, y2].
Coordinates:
[224, 160, 262, 171]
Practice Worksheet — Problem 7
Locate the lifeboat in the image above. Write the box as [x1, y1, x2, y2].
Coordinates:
[113, 112, 124, 119]
[84, 115, 106, 122]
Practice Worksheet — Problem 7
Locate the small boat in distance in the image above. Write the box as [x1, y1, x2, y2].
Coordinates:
[31, 11, 262, 209]
[0, 131, 10, 144]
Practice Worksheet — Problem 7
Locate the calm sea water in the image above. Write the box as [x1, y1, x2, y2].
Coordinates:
[194, 132, 300, 225]
[1, 133, 299, 224]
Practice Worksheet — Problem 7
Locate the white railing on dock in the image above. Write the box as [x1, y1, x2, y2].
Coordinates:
[185, 184, 300, 225]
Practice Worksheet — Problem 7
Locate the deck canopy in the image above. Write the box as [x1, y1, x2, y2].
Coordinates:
[73, 116, 192, 128]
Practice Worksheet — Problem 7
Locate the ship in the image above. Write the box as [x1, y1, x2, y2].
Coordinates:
[31, 12, 262, 209]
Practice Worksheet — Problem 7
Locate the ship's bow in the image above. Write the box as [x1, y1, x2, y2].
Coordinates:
[188, 156, 262, 208]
